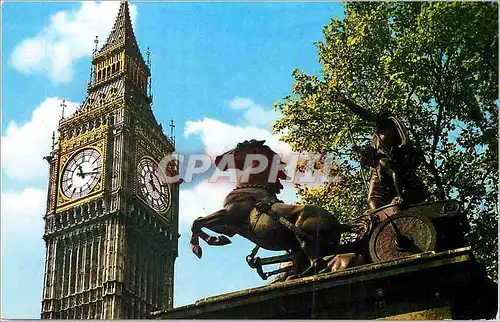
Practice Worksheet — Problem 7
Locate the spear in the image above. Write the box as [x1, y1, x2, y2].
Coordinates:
[345, 121, 369, 195]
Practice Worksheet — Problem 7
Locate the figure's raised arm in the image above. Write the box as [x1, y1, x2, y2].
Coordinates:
[332, 94, 377, 123]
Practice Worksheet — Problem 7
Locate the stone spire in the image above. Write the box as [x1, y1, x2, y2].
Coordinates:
[86, 0, 151, 102]
[96, 0, 146, 67]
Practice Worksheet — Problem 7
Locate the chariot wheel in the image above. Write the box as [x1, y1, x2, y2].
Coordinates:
[369, 213, 436, 263]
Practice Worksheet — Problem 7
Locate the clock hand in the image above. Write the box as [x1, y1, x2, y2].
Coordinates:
[150, 172, 164, 188]
[149, 180, 159, 192]
[77, 165, 85, 178]
[81, 171, 100, 175]
[149, 179, 166, 198]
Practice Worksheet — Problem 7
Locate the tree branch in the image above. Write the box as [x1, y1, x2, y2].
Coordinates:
[408, 126, 446, 199]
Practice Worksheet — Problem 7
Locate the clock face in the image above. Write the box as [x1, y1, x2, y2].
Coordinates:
[137, 157, 170, 213]
[61, 148, 103, 199]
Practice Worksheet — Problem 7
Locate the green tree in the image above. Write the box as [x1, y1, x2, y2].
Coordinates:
[273, 2, 498, 278]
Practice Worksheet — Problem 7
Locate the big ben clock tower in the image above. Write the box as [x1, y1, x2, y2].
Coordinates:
[40, 1, 179, 319]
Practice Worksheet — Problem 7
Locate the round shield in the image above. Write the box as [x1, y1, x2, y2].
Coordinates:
[369, 213, 436, 263]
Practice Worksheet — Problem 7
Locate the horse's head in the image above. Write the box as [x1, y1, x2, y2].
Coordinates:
[214, 139, 288, 192]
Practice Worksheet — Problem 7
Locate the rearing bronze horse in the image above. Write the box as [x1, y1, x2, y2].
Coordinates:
[190, 140, 356, 277]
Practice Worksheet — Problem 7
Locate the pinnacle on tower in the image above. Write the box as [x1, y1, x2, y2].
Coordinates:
[98, 0, 137, 54]
[93, 0, 147, 70]
[87, 0, 150, 99]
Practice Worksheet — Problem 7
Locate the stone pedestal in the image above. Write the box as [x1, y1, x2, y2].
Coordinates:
[151, 247, 497, 319]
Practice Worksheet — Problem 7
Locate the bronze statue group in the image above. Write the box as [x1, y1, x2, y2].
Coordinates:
[189, 95, 459, 282]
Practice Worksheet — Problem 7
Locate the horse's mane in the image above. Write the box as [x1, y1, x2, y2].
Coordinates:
[236, 139, 269, 150]
[233, 140, 288, 194]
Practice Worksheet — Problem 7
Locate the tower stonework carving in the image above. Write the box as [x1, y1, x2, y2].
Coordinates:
[40, 2, 179, 319]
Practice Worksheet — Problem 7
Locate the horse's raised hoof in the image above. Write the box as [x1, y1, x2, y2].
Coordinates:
[192, 245, 203, 258]
[216, 235, 232, 245]
[206, 236, 232, 245]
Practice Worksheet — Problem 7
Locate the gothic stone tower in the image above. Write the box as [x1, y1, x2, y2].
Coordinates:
[40, 2, 179, 319]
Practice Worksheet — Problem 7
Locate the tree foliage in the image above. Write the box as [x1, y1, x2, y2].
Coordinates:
[273, 2, 498, 278]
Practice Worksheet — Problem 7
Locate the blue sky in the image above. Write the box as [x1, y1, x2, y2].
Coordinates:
[1, 1, 344, 318]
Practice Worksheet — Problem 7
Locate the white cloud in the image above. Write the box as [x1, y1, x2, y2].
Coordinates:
[243, 105, 279, 127]
[10, 1, 137, 83]
[1, 188, 46, 234]
[229, 97, 254, 110]
[179, 182, 233, 226]
[1, 97, 78, 182]
[228, 97, 280, 128]
[1, 188, 47, 319]
[184, 117, 292, 158]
